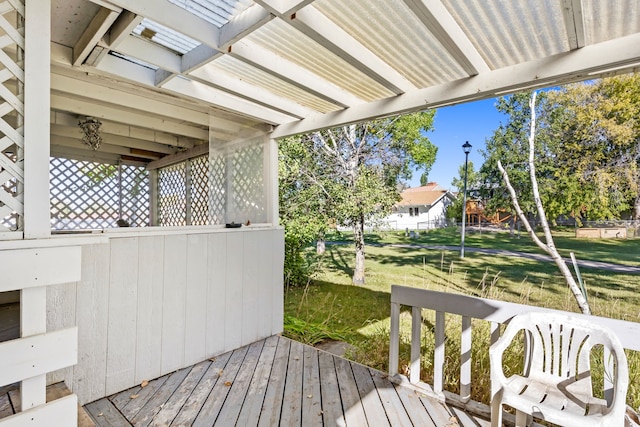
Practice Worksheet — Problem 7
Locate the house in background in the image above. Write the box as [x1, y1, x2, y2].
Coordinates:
[384, 183, 455, 230]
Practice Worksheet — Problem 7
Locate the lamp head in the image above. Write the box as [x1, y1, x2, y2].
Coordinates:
[462, 141, 472, 154]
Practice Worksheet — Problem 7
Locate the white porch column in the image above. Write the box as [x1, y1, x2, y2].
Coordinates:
[23, 0, 51, 239]
[265, 137, 279, 225]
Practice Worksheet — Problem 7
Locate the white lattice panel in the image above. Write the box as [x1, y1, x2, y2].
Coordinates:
[209, 152, 226, 225]
[190, 154, 211, 225]
[230, 144, 265, 223]
[158, 162, 186, 226]
[0, 0, 25, 232]
[50, 157, 149, 229]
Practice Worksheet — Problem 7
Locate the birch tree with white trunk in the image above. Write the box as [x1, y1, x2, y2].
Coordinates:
[497, 92, 591, 315]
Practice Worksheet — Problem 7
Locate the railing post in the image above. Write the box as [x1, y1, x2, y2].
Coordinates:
[410, 306, 421, 383]
[389, 301, 400, 376]
[434, 311, 445, 396]
[460, 315, 471, 402]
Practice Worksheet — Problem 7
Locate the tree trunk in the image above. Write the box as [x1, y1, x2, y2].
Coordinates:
[497, 92, 590, 315]
[634, 195, 640, 220]
[352, 215, 366, 285]
[316, 232, 326, 255]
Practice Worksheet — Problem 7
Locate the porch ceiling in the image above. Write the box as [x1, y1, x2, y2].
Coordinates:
[50, 0, 640, 160]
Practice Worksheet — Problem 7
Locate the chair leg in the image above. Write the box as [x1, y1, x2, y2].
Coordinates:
[515, 410, 528, 427]
[491, 400, 503, 427]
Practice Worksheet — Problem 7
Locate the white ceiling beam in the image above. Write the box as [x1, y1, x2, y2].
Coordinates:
[272, 32, 640, 138]
[51, 145, 122, 165]
[51, 135, 161, 160]
[190, 65, 315, 119]
[230, 40, 363, 108]
[103, 0, 219, 48]
[115, 35, 182, 73]
[219, 5, 274, 48]
[289, 6, 416, 95]
[562, 0, 586, 50]
[51, 124, 176, 154]
[108, 10, 143, 48]
[51, 73, 209, 127]
[161, 76, 298, 125]
[403, 0, 490, 76]
[52, 110, 199, 149]
[73, 7, 121, 66]
[51, 94, 208, 140]
[155, 6, 273, 89]
[254, 0, 315, 16]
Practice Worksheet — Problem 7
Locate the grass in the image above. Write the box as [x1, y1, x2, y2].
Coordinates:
[284, 229, 640, 408]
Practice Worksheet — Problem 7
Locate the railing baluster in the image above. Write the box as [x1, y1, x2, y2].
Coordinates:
[460, 315, 471, 402]
[389, 301, 400, 376]
[434, 310, 445, 395]
[410, 306, 421, 383]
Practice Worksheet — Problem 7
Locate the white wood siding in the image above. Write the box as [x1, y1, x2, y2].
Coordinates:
[46, 227, 284, 405]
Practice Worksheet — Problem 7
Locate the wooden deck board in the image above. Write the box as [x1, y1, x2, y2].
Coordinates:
[279, 338, 304, 426]
[301, 345, 322, 426]
[317, 350, 345, 426]
[82, 335, 490, 427]
[148, 360, 211, 426]
[192, 344, 250, 426]
[351, 362, 391, 427]
[334, 355, 368, 426]
[214, 340, 265, 426]
[171, 352, 232, 425]
[235, 335, 278, 426]
[256, 336, 290, 427]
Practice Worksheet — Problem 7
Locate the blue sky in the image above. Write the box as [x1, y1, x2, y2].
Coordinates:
[408, 97, 507, 191]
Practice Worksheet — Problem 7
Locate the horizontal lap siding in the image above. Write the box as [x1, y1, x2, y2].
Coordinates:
[46, 228, 284, 405]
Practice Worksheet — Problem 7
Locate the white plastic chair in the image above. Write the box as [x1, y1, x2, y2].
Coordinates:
[490, 311, 628, 427]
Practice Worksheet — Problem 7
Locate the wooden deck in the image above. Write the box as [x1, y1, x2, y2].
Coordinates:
[84, 335, 489, 426]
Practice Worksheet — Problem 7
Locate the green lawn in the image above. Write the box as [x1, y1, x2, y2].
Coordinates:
[284, 229, 640, 406]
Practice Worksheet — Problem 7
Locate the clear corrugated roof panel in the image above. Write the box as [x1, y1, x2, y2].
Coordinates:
[246, 19, 395, 102]
[196, 56, 342, 113]
[314, 0, 467, 88]
[442, 0, 568, 70]
[583, 0, 640, 44]
[134, 18, 200, 54]
[167, 0, 254, 28]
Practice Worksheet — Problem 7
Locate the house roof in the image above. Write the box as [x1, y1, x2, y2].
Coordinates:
[49, 0, 640, 163]
[397, 184, 452, 207]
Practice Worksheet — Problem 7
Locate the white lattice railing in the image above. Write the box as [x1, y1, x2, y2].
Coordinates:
[0, 245, 81, 425]
[389, 285, 640, 413]
[0, 0, 25, 232]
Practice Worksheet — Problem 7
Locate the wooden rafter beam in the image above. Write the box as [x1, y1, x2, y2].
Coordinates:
[254, 0, 315, 16]
[561, 0, 586, 50]
[402, 0, 490, 76]
[229, 40, 363, 108]
[73, 7, 121, 66]
[288, 6, 416, 95]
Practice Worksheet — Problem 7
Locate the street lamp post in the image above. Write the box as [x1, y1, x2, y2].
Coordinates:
[460, 141, 472, 259]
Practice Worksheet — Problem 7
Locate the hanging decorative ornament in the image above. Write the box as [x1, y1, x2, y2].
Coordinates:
[78, 117, 103, 150]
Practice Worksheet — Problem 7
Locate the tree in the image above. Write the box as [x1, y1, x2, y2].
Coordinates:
[280, 111, 437, 285]
[279, 135, 334, 286]
[497, 92, 590, 314]
[545, 75, 640, 220]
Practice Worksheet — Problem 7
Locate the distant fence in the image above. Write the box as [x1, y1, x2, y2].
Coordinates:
[582, 220, 640, 238]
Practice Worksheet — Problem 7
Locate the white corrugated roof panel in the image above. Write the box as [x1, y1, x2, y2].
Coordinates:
[167, 0, 255, 27]
[583, 0, 640, 45]
[196, 56, 342, 113]
[314, 0, 468, 88]
[442, 0, 568, 70]
[246, 19, 396, 102]
[134, 18, 200, 54]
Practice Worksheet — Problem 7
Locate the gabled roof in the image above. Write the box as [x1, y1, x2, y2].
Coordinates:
[48, 0, 640, 162]
[397, 184, 453, 207]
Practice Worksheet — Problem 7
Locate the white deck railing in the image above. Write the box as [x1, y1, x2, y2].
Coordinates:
[389, 285, 640, 412]
[0, 245, 81, 426]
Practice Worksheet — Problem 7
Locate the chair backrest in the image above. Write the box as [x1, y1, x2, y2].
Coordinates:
[494, 311, 629, 409]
